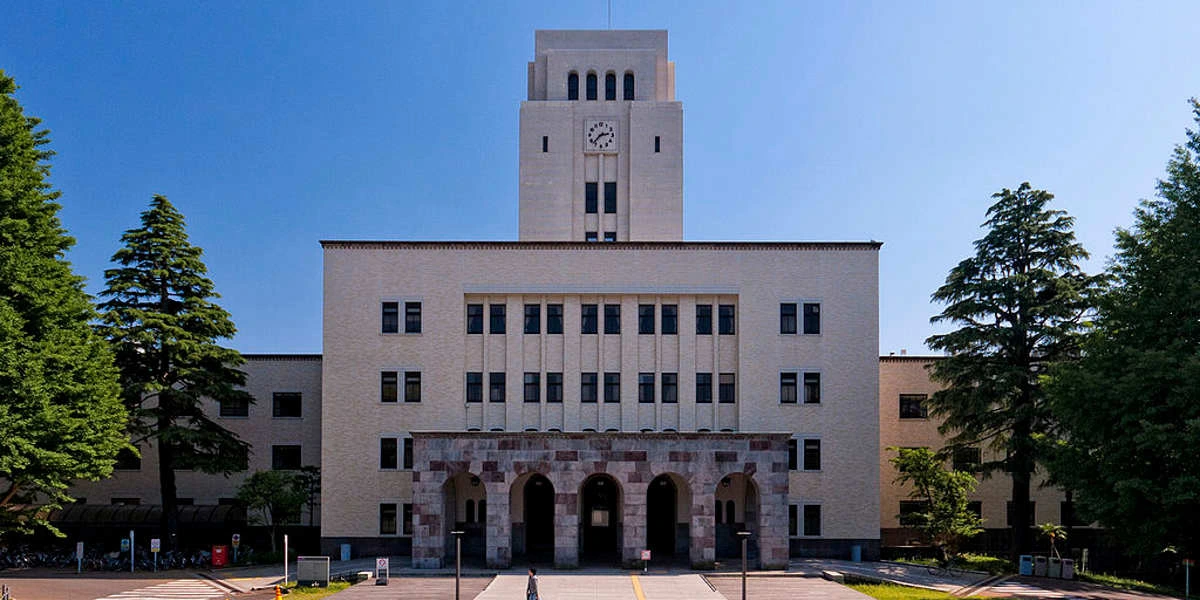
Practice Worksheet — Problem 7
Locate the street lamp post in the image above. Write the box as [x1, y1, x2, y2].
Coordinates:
[737, 531, 751, 600]
[451, 530, 464, 600]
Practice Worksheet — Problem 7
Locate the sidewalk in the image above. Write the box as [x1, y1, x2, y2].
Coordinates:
[205, 557, 500, 592]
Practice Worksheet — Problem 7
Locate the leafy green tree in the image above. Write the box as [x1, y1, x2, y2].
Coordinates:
[0, 71, 127, 536]
[889, 447, 983, 561]
[237, 470, 307, 553]
[99, 195, 251, 549]
[1037, 522, 1067, 559]
[1047, 99, 1200, 557]
[296, 465, 320, 527]
[926, 183, 1097, 559]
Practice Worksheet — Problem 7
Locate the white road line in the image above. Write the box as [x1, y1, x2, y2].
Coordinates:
[93, 578, 229, 600]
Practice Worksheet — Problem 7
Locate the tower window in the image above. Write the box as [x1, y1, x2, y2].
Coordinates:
[568, 72, 579, 100]
[624, 72, 635, 100]
[603, 182, 616, 213]
[603, 232, 616, 242]
[586, 72, 597, 100]
[605, 72, 616, 100]
[542, 136, 548, 152]
[585, 182, 598, 214]
[581, 372, 598, 403]
[585, 231, 598, 242]
[654, 136, 660, 153]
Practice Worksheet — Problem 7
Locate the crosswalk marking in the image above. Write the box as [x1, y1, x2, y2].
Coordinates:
[94, 578, 229, 600]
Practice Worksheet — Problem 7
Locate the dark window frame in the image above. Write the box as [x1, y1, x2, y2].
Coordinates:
[718, 304, 735, 335]
[696, 304, 713, 335]
[603, 372, 621, 403]
[581, 304, 598, 334]
[404, 301, 421, 333]
[382, 301, 399, 334]
[489, 304, 506, 334]
[403, 438, 413, 470]
[788, 439, 798, 470]
[381, 371, 398, 403]
[271, 445, 302, 471]
[523, 372, 541, 403]
[623, 72, 635, 100]
[696, 373, 712, 403]
[803, 302, 821, 335]
[661, 304, 678, 335]
[803, 504, 822, 536]
[567, 72, 579, 100]
[661, 373, 678, 404]
[466, 304, 483, 334]
[899, 394, 929, 419]
[780, 372, 798, 404]
[380, 503, 398, 535]
[219, 396, 250, 417]
[603, 304, 621, 334]
[718, 373, 736, 404]
[803, 439, 821, 471]
[604, 72, 616, 100]
[546, 372, 563, 403]
[272, 392, 302, 418]
[541, 135, 548, 152]
[654, 135, 660, 153]
[404, 371, 421, 403]
[586, 72, 597, 100]
[803, 372, 821, 404]
[638, 304, 655, 334]
[581, 372, 598, 403]
[546, 304, 564, 334]
[380, 437, 398, 470]
[780, 302, 797, 334]
[603, 182, 617, 213]
[585, 182, 598, 213]
[524, 304, 541, 334]
[489, 372, 506, 403]
[638, 373, 655, 403]
[465, 372, 483, 403]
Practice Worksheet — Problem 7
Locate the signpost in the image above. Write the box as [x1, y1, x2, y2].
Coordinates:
[1184, 558, 1193, 599]
[737, 531, 751, 600]
[129, 529, 135, 573]
[76, 542, 83, 574]
[375, 557, 390, 586]
[283, 534, 289, 588]
[151, 538, 160, 572]
[641, 549, 651, 573]
[451, 531, 464, 600]
[232, 533, 240, 564]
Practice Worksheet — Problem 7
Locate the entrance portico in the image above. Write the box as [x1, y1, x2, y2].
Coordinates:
[410, 431, 789, 570]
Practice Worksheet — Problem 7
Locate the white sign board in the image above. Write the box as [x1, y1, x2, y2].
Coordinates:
[376, 557, 389, 571]
[231, 533, 241, 548]
[76, 542, 84, 559]
[641, 550, 651, 561]
[150, 538, 160, 553]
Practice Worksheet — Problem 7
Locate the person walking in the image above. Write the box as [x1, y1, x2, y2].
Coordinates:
[526, 567, 540, 600]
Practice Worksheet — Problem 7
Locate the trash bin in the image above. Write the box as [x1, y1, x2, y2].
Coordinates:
[1019, 555, 1034, 576]
[1061, 558, 1075, 580]
[1048, 557, 1062, 578]
[211, 545, 228, 568]
[340, 543, 352, 561]
[850, 545, 862, 563]
[1033, 556, 1048, 577]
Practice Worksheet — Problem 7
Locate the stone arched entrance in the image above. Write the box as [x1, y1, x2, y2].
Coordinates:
[714, 472, 760, 563]
[442, 471, 487, 565]
[579, 473, 622, 564]
[510, 472, 555, 563]
[647, 473, 691, 562]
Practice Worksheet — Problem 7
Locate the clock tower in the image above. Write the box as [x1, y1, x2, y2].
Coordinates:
[518, 30, 683, 241]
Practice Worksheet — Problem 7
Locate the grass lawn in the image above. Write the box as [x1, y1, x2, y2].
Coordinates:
[848, 583, 1007, 600]
[282, 581, 352, 598]
[1078, 572, 1180, 596]
[894, 553, 1015, 575]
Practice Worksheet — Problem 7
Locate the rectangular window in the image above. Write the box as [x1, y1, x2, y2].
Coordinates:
[403, 503, 413, 535]
[405, 372, 421, 402]
[489, 305, 506, 334]
[696, 373, 712, 403]
[585, 182, 598, 213]
[638, 373, 655, 403]
[1006, 501, 1036, 527]
[581, 372, 598, 403]
[603, 304, 620, 334]
[803, 505, 822, 536]
[661, 305, 678, 334]
[524, 304, 541, 334]
[968, 501, 983, 520]
[788, 439, 798, 470]
[696, 304, 712, 335]
[899, 394, 928, 419]
[581, 304, 598, 334]
[524, 372, 541, 403]
[654, 135, 661, 153]
[718, 304, 735, 335]
[899, 500, 925, 526]
[718, 373, 736, 404]
[380, 503, 397, 535]
[489, 372, 506, 402]
[603, 182, 616, 213]
[220, 396, 249, 417]
[585, 231, 598, 242]
[546, 372, 563, 403]
[404, 301, 421, 333]
[638, 304, 655, 334]
[465, 372, 482, 403]
[114, 447, 142, 471]
[272, 392, 302, 418]
[382, 301, 399, 334]
[661, 373, 678, 404]
[272, 445, 302, 470]
[780, 302, 797, 334]
[466, 304, 483, 334]
[803, 373, 821, 404]
[953, 447, 982, 473]
[789, 504, 799, 537]
[541, 135, 548, 153]
[546, 304, 563, 334]
[380, 438, 398, 470]
[803, 439, 821, 471]
[381, 371, 398, 403]
[403, 438, 413, 470]
[803, 302, 821, 334]
[780, 373, 797, 404]
[604, 373, 621, 403]
[603, 231, 616, 242]
[1061, 500, 1086, 526]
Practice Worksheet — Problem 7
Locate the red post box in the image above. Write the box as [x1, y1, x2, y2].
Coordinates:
[211, 545, 228, 568]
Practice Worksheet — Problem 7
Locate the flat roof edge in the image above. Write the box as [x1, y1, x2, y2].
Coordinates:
[320, 240, 883, 251]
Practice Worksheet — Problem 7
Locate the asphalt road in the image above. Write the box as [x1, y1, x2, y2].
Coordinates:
[0, 568, 200, 600]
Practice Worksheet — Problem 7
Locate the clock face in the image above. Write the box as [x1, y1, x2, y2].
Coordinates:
[585, 120, 617, 152]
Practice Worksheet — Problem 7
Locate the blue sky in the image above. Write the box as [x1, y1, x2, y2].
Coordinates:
[4, 1, 1199, 354]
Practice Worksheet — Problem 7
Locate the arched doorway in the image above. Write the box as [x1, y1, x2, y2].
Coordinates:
[714, 473, 760, 563]
[442, 472, 487, 565]
[579, 474, 621, 563]
[646, 475, 677, 559]
[511, 473, 555, 563]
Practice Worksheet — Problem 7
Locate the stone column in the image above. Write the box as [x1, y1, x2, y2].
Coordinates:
[554, 489, 579, 567]
[621, 482, 647, 567]
[484, 476, 511, 569]
[691, 489, 716, 568]
[411, 470, 446, 568]
[758, 471, 790, 569]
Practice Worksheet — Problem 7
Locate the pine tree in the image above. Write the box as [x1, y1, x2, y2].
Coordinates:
[926, 183, 1097, 559]
[0, 70, 127, 536]
[100, 195, 251, 549]
[1048, 100, 1200, 557]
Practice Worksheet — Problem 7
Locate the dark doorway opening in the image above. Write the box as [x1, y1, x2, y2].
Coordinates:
[580, 474, 621, 563]
[524, 474, 555, 563]
[647, 475, 677, 559]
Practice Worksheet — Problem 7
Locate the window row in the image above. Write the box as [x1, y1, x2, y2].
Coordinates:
[787, 438, 822, 471]
[465, 372, 736, 404]
[117, 444, 308, 472]
[894, 445, 982, 473]
[381, 301, 421, 334]
[780, 302, 820, 335]
[780, 372, 821, 404]
[567, 71, 635, 101]
[899, 394, 928, 419]
[585, 231, 617, 242]
[466, 303, 736, 335]
[380, 371, 422, 403]
[379, 436, 415, 470]
[897, 500, 1085, 527]
[219, 391, 302, 418]
[379, 502, 414, 536]
[788, 504, 822, 537]
[584, 181, 617, 214]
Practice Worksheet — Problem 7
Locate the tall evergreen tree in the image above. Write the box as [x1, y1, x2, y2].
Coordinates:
[100, 195, 251, 548]
[926, 183, 1097, 559]
[0, 70, 127, 536]
[1048, 100, 1200, 557]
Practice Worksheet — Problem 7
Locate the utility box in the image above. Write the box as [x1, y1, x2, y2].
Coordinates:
[340, 544, 351, 561]
[1048, 557, 1062, 578]
[1061, 558, 1075, 580]
[1034, 555, 1048, 577]
[211, 545, 228, 568]
[1019, 555, 1033, 576]
[297, 556, 330, 588]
